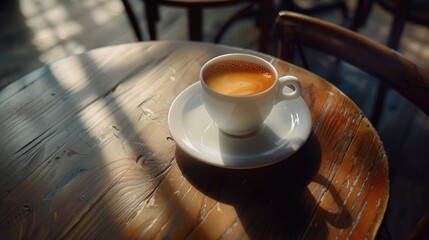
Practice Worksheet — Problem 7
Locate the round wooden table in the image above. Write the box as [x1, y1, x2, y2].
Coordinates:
[0, 41, 389, 239]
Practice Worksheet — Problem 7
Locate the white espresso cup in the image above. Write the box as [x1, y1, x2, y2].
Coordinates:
[200, 53, 302, 136]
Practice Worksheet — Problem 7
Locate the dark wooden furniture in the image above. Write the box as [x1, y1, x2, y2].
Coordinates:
[0, 41, 388, 239]
[409, 212, 429, 240]
[274, 11, 429, 126]
[121, 0, 273, 52]
[281, 0, 349, 20]
[350, 0, 429, 50]
[122, 0, 146, 41]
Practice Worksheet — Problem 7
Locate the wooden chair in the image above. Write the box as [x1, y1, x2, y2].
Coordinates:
[350, 0, 429, 50]
[273, 11, 429, 127]
[273, 11, 429, 238]
[120, 0, 273, 52]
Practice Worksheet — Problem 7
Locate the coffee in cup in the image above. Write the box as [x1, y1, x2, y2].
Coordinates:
[200, 53, 302, 136]
[203, 60, 275, 96]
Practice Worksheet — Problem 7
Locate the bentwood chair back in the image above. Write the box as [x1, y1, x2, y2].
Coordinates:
[273, 11, 429, 126]
[350, 0, 429, 50]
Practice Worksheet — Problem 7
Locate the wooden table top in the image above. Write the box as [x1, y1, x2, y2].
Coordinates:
[0, 41, 389, 239]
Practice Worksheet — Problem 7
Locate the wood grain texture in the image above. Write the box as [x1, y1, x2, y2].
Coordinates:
[0, 41, 389, 239]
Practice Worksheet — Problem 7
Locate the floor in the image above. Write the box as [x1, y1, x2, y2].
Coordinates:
[1, 0, 428, 239]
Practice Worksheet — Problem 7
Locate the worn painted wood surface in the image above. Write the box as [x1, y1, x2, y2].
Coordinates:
[0, 41, 389, 239]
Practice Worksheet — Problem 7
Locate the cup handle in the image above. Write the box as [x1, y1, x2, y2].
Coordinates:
[276, 76, 302, 103]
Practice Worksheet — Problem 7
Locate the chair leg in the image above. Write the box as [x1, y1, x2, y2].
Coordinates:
[350, 0, 374, 31]
[387, 18, 405, 50]
[372, 82, 388, 127]
[373, 0, 407, 122]
[187, 7, 203, 41]
[121, 0, 144, 41]
[350, 0, 364, 30]
[144, 0, 159, 40]
[340, 2, 349, 20]
[257, 0, 273, 53]
[277, 37, 295, 63]
[297, 44, 310, 70]
[386, 0, 408, 50]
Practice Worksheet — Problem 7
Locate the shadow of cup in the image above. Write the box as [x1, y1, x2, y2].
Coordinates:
[217, 123, 303, 168]
[176, 134, 348, 237]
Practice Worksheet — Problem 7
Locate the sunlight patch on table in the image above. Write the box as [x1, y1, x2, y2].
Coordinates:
[51, 57, 89, 90]
[20, 0, 123, 66]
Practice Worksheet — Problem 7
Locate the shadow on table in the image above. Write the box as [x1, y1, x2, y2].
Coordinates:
[217, 123, 305, 168]
[177, 134, 352, 238]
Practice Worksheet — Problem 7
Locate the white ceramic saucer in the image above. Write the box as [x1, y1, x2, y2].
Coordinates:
[168, 82, 312, 169]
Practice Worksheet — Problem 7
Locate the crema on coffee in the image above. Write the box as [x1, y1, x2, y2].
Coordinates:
[203, 60, 275, 96]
